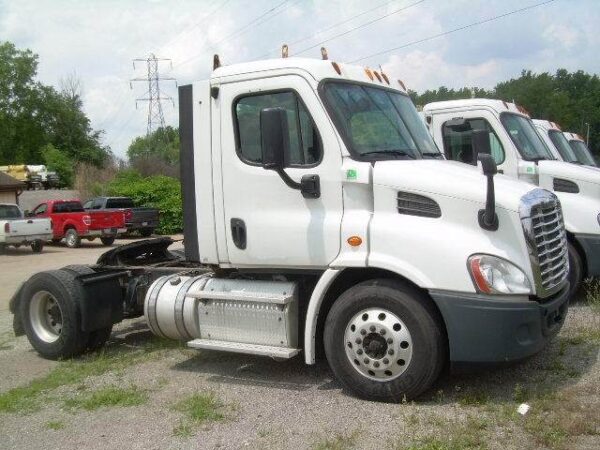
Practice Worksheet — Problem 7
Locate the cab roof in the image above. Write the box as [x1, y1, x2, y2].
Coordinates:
[210, 57, 408, 93]
[532, 119, 561, 132]
[423, 98, 529, 117]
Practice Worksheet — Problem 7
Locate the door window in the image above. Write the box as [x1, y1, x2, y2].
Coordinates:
[442, 118, 505, 165]
[234, 91, 322, 167]
[33, 204, 47, 215]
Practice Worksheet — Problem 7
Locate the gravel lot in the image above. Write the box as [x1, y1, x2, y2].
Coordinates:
[0, 240, 598, 450]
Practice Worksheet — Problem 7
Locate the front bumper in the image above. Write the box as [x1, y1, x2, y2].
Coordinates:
[429, 284, 569, 365]
[574, 233, 600, 277]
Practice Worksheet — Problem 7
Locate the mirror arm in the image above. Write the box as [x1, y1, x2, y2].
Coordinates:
[274, 167, 301, 190]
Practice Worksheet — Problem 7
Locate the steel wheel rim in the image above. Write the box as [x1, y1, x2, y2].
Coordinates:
[344, 308, 413, 382]
[67, 232, 76, 247]
[29, 291, 63, 343]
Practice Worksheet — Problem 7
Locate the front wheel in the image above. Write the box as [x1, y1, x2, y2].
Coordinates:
[100, 236, 115, 246]
[567, 242, 583, 300]
[324, 279, 446, 402]
[64, 229, 81, 248]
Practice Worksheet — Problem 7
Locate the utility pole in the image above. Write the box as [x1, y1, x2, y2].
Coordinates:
[130, 54, 177, 136]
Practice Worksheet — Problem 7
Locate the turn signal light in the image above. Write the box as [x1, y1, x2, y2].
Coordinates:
[347, 236, 363, 247]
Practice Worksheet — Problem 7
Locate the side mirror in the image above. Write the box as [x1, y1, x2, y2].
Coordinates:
[477, 154, 499, 231]
[260, 107, 289, 171]
[471, 129, 492, 163]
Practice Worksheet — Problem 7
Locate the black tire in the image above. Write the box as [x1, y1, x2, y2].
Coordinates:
[568, 242, 583, 300]
[139, 228, 153, 238]
[64, 228, 81, 248]
[19, 270, 90, 359]
[100, 236, 115, 246]
[31, 240, 44, 253]
[61, 265, 112, 352]
[324, 279, 446, 402]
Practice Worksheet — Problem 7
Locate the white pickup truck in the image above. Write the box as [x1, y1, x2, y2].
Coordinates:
[0, 204, 52, 253]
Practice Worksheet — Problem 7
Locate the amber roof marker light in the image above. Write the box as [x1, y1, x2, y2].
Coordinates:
[321, 47, 329, 60]
[282, 44, 289, 58]
[331, 61, 342, 75]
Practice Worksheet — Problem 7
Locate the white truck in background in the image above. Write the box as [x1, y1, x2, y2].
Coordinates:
[563, 131, 597, 167]
[9, 57, 569, 402]
[0, 204, 52, 253]
[423, 99, 600, 295]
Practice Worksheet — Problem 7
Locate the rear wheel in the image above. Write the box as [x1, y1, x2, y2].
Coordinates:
[31, 240, 44, 253]
[568, 242, 583, 300]
[140, 228, 153, 238]
[20, 270, 89, 359]
[100, 236, 115, 246]
[61, 265, 113, 351]
[324, 279, 446, 402]
[64, 229, 81, 248]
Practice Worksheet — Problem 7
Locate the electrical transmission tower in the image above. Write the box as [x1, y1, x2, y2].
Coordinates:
[130, 54, 177, 136]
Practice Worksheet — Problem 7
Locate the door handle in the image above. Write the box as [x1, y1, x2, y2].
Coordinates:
[230, 218, 247, 250]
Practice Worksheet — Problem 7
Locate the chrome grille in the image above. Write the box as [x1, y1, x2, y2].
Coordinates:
[519, 189, 569, 297]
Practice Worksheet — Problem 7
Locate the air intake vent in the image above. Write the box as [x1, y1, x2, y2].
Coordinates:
[397, 192, 441, 218]
[553, 178, 579, 193]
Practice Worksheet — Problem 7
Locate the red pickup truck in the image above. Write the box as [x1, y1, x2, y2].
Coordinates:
[29, 199, 126, 248]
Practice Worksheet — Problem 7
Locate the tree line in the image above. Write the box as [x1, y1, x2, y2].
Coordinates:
[410, 69, 600, 154]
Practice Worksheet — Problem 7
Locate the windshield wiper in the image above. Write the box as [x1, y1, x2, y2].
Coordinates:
[421, 152, 443, 159]
[361, 150, 415, 159]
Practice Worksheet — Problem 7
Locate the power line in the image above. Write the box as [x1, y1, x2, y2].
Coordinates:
[172, 0, 293, 71]
[350, 0, 558, 63]
[254, 0, 396, 60]
[294, 0, 426, 56]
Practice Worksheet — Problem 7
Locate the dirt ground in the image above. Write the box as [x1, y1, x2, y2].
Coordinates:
[0, 240, 598, 450]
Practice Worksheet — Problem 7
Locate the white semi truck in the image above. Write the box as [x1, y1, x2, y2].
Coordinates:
[423, 99, 600, 296]
[9, 58, 569, 402]
[563, 131, 597, 167]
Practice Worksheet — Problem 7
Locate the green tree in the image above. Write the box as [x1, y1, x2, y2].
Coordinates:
[0, 41, 110, 167]
[41, 143, 74, 187]
[127, 126, 180, 164]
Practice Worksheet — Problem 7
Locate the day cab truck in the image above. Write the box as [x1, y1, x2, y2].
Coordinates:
[563, 132, 597, 167]
[0, 203, 52, 253]
[9, 57, 570, 402]
[83, 196, 160, 237]
[423, 99, 600, 296]
[29, 199, 126, 247]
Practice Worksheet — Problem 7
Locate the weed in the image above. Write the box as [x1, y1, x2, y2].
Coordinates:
[583, 278, 600, 312]
[171, 391, 225, 437]
[0, 335, 176, 414]
[64, 385, 147, 411]
[45, 420, 65, 430]
[458, 390, 489, 406]
[513, 383, 528, 403]
[401, 432, 486, 450]
[313, 430, 360, 450]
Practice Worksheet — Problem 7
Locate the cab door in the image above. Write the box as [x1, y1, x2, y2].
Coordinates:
[218, 75, 343, 268]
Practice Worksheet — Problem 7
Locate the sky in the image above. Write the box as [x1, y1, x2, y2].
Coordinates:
[1, 0, 599, 159]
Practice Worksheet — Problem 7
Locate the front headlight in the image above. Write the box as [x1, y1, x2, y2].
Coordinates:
[468, 254, 532, 294]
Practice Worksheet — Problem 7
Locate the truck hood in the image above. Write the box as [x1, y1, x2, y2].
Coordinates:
[373, 160, 535, 212]
[538, 160, 600, 185]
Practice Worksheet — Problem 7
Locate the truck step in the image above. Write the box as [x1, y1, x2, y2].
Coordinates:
[187, 339, 300, 359]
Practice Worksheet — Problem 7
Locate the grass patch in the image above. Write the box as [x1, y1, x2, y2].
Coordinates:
[458, 390, 489, 406]
[64, 385, 147, 411]
[583, 278, 600, 312]
[171, 392, 225, 437]
[313, 430, 360, 450]
[45, 420, 65, 430]
[0, 335, 178, 414]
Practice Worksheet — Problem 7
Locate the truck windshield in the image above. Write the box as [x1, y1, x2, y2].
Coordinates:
[548, 130, 578, 163]
[321, 81, 440, 161]
[500, 113, 554, 161]
[569, 140, 597, 166]
[0, 205, 21, 219]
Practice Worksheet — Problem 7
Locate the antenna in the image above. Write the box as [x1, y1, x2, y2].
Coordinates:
[130, 54, 177, 136]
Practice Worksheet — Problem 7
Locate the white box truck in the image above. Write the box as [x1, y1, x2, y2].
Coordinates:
[9, 58, 569, 402]
[423, 99, 600, 296]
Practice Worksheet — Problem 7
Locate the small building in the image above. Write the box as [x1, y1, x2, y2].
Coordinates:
[0, 171, 26, 204]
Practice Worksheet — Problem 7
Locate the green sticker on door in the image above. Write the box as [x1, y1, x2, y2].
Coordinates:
[346, 169, 357, 180]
